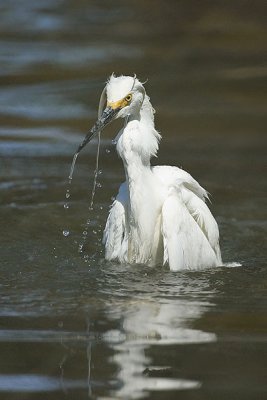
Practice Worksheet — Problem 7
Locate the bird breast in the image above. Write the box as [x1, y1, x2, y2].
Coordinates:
[116, 120, 160, 166]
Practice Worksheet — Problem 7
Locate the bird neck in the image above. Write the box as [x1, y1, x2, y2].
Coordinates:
[116, 95, 161, 172]
[115, 96, 162, 257]
[129, 94, 155, 126]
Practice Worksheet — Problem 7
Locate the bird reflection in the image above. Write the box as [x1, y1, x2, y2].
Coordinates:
[104, 276, 216, 399]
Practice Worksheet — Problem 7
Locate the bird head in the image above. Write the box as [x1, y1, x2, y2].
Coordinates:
[76, 75, 145, 154]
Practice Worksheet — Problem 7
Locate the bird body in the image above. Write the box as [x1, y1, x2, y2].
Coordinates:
[79, 75, 222, 270]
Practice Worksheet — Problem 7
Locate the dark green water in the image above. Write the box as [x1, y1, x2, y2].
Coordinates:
[0, 1, 267, 399]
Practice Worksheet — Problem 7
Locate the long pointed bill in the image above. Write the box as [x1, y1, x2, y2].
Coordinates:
[76, 106, 119, 154]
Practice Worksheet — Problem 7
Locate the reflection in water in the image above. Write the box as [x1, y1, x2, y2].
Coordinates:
[102, 275, 216, 399]
[1, 0, 266, 398]
[43, 270, 217, 399]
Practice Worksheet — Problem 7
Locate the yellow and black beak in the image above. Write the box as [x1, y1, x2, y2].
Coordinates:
[76, 103, 122, 154]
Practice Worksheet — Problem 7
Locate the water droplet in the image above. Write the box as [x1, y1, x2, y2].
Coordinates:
[98, 169, 102, 175]
[105, 149, 111, 154]
[83, 230, 87, 236]
[112, 139, 117, 145]
[100, 206, 103, 210]
[64, 203, 69, 209]
[97, 182, 102, 188]
[65, 191, 70, 199]
[93, 230, 97, 235]
[63, 230, 70, 237]
[78, 244, 84, 253]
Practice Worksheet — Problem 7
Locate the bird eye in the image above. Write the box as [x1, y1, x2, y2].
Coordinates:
[125, 94, 132, 102]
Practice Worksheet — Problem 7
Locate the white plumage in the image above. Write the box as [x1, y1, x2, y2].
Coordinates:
[83, 74, 222, 270]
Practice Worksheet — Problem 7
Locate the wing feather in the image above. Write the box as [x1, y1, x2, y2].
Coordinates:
[162, 189, 219, 270]
[154, 166, 222, 269]
[181, 187, 221, 262]
[103, 182, 128, 262]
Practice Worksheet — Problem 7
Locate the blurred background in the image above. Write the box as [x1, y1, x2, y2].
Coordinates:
[0, 1, 267, 399]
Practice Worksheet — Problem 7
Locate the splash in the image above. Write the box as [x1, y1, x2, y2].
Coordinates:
[78, 132, 101, 253]
[63, 132, 102, 254]
[224, 262, 242, 268]
[62, 153, 79, 238]
[63, 152, 79, 212]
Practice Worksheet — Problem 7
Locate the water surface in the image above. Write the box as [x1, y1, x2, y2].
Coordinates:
[0, 1, 267, 399]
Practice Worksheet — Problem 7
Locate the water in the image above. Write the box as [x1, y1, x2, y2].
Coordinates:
[63, 129, 100, 252]
[0, 1, 267, 399]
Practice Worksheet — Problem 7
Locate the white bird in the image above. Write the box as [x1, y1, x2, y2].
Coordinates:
[75, 74, 222, 270]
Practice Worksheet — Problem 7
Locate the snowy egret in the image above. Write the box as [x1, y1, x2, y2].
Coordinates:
[74, 74, 222, 270]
